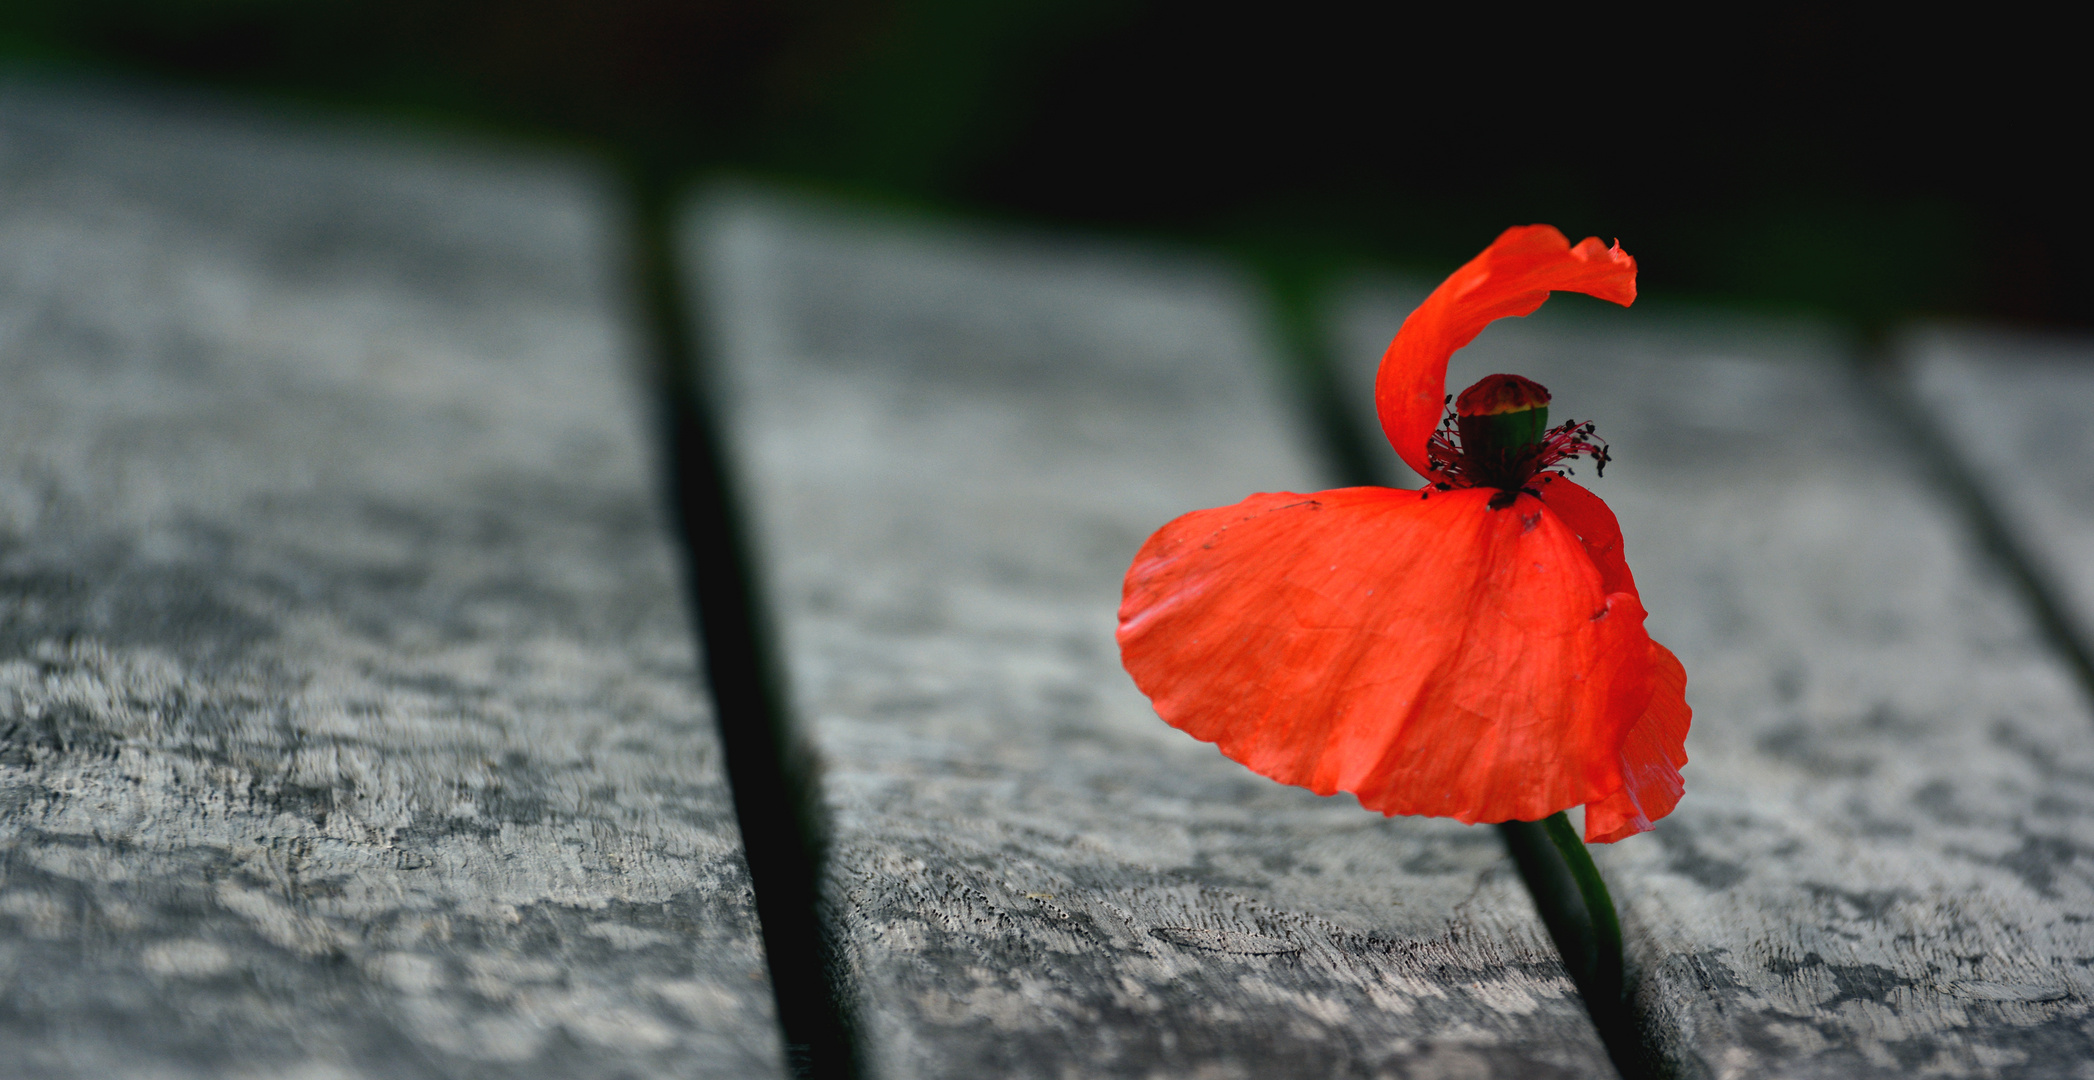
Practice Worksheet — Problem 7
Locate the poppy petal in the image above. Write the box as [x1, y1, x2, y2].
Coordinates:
[1535, 476, 1637, 598]
[1376, 227, 1638, 478]
[1118, 486, 1654, 825]
[1582, 642, 1691, 843]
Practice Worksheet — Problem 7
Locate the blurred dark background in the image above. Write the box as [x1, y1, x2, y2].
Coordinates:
[1, 1, 2077, 330]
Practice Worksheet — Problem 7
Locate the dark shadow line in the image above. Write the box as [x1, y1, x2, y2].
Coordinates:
[622, 164, 860, 1080]
[1259, 265, 1384, 491]
[1254, 263, 1660, 1080]
[1859, 337, 2094, 709]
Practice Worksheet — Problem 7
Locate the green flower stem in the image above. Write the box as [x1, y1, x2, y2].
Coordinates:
[1498, 812, 1643, 1072]
[1540, 810, 1624, 1006]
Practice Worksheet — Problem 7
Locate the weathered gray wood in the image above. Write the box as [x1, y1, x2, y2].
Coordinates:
[1906, 328, 2094, 655]
[0, 83, 785, 1079]
[691, 194, 1618, 1079]
[1333, 284, 2094, 1078]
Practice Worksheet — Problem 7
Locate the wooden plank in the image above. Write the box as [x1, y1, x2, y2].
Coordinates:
[0, 84, 786, 1079]
[1905, 328, 2094, 655]
[691, 194, 1618, 1079]
[1331, 284, 2094, 1078]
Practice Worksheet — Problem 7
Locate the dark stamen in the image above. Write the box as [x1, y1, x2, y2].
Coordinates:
[1420, 402, 1611, 504]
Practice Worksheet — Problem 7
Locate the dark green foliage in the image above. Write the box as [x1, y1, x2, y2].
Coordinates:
[0, 4, 2080, 337]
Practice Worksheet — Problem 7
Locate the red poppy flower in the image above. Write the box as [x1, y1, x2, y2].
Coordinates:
[1117, 226, 1689, 842]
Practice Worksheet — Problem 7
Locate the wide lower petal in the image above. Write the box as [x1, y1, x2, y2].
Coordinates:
[1583, 642, 1692, 843]
[1376, 227, 1637, 479]
[1118, 485, 1654, 825]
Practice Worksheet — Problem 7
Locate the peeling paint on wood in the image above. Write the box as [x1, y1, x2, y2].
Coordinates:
[0, 84, 785, 1079]
[1333, 288, 2094, 1079]
[693, 195, 1617, 1079]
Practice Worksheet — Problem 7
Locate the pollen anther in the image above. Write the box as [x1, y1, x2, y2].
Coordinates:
[1423, 375, 1610, 503]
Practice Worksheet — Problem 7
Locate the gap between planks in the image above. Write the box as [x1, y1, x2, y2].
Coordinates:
[626, 169, 860, 1080]
[686, 190, 1622, 1080]
[1874, 336, 2094, 710]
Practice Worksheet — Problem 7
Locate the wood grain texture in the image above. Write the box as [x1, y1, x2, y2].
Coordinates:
[1332, 285, 2094, 1079]
[691, 194, 1618, 1079]
[1906, 328, 2094, 652]
[0, 84, 784, 1079]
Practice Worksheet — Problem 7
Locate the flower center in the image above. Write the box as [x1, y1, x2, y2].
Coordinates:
[1423, 373, 1610, 509]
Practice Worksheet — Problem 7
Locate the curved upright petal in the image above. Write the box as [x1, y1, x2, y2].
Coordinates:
[1376, 227, 1638, 478]
[1118, 487, 1654, 825]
